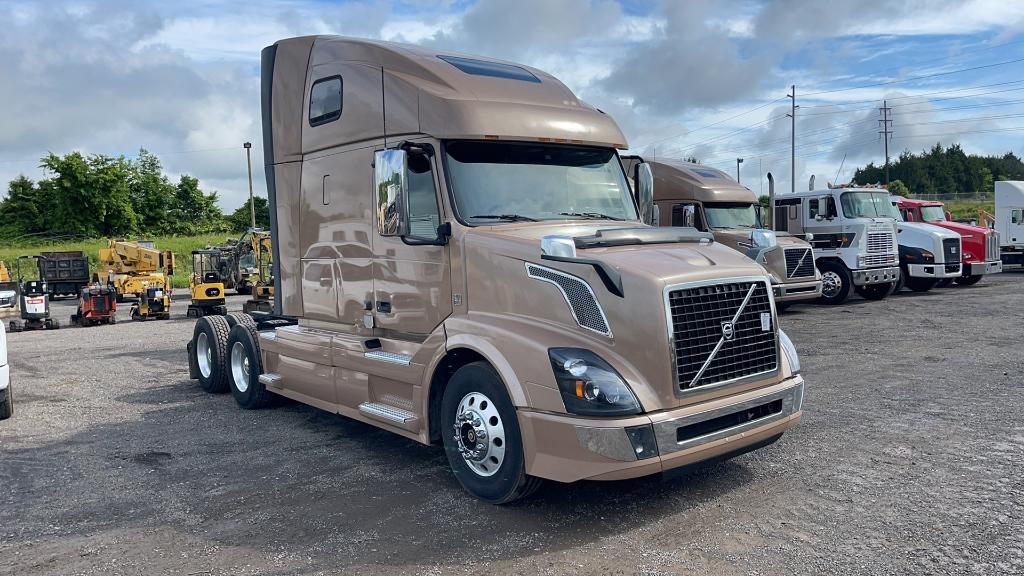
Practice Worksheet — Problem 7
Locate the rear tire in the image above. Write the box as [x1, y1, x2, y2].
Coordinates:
[955, 274, 983, 286]
[440, 361, 542, 504]
[225, 312, 255, 330]
[227, 324, 274, 409]
[0, 383, 12, 420]
[191, 315, 231, 393]
[816, 260, 852, 305]
[855, 282, 892, 300]
[936, 278, 954, 288]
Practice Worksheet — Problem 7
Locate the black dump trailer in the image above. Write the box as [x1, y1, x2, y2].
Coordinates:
[38, 251, 90, 299]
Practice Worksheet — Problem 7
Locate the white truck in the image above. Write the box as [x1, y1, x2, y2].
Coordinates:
[771, 185, 899, 304]
[889, 196, 963, 292]
[994, 181, 1024, 267]
[0, 323, 11, 420]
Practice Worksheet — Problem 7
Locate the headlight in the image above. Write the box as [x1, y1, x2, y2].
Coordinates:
[751, 229, 778, 249]
[856, 255, 865, 267]
[778, 329, 800, 375]
[549, 348, 641, 416]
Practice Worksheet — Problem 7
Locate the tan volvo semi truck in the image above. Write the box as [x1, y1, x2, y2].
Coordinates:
[621, 158, 822, 309]
[186, 37, 805, 503]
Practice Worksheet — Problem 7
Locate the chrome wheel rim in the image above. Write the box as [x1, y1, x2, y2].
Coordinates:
[196, 332, 212, 379]
[821, 271, 842, 298]
[453, 392, 506, 477]
[230, 341, 249, 393]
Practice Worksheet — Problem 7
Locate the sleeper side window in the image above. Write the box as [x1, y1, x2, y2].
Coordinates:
[309, 76, 343, 126]
[1012, 209, 1022, 224]
[406, 152, 441, 241]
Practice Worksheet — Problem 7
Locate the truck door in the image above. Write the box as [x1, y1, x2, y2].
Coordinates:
[371, 145, 452, 336]
[1009, 208, 1024, 244]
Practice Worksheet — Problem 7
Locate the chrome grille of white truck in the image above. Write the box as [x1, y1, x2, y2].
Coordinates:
[867, 232, 894, 253]
[667, 279, 778, 391]
[784, 248, 815, 278]
[863, 253, 895, 267]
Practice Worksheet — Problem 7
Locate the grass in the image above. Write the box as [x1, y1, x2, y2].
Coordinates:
[943, 200, 993, 222]
[0, 234, 237, 288]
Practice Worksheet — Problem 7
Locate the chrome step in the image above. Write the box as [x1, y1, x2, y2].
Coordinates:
[258, 373, 282, 386]
[363, 350, 412, 365]
[359, 402, 416, 424]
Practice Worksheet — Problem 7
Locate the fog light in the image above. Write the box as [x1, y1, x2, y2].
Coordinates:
[625, 424, 659, 460]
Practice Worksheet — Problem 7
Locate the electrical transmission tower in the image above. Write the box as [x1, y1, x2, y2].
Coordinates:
[878, 100, 893, 184]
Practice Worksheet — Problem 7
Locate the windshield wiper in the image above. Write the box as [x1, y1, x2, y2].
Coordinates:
[470, 214, 538, 222]
[559, 211, 624, 221]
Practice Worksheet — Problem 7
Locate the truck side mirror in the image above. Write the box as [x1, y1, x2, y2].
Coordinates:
[905, 211, 914, 222]
[815, 197, 828, 221]
[374, 149, 409, 237]
[635, 162, 656, 225]
[680, 204, 696, 228]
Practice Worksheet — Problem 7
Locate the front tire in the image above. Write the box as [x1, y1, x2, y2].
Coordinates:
[227, 324, 274, 409]
[855, 282, 893, 300]
[191, 315, 231, 393]
[440, 362, 542, 504]
[955, 274, 983, 286]
[0, 383, 12, 420]
[817, 260, 853, 305]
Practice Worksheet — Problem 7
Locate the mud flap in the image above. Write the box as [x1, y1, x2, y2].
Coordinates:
[187, 341, 199, 380]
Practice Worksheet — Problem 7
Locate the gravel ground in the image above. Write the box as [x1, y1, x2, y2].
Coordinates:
[1, 276, 1022, 575]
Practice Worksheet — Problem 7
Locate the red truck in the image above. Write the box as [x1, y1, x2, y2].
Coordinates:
[896, 197, 1002, 286]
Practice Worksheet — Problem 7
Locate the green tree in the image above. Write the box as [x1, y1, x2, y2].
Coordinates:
[167, 175, 226, 235]
[887, 179, 910, 197]
[0, 175, 45, 237]
[128, 148, 176, 233]
[227, 196, 270, 232]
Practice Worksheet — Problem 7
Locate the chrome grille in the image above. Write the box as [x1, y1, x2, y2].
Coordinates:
[667, 279, 777, 391]
[526, 263, 611, 336]
[942, 238, 960, 264]
[784, 248, 815, 278]
[867, 232, 894, 253]
[986, 232, 1000, 261]
[863, 253, 895, 267]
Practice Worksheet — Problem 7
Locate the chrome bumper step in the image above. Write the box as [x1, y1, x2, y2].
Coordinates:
[359, 402, 416, 424]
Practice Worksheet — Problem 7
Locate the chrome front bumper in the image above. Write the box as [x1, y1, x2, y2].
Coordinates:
[907, 262, 962, 279]
[852, 266, 899, 286]
[968, 260, 1003, 275]
[773, 279, 823, 303]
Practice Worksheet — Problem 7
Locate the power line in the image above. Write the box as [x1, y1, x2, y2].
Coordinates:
[800, 56, 1024, 97]
[801, 79, 1024, 108]
[630, 96, 788, 150]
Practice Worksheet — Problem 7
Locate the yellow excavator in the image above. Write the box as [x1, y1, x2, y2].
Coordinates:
[187, 249, 227, 317]
[98, 239, 175, 320]
[239, 230, 274, 314]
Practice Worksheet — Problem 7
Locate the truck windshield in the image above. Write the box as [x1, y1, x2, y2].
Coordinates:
[919, 205, 946, 222]
[444, 141, 638, 224]
[841, 191, 900, 219]
[703, 202, 761, 229]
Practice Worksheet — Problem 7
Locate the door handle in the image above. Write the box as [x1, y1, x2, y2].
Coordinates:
[322, 174, 330, 205]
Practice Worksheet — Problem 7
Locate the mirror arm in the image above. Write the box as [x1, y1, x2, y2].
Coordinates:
[400, 141, 435, 157]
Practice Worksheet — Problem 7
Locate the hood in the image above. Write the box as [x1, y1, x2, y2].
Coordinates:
[897, 221, 960, 240]
[460, 221, 777, 412]
[927, 220, 990, 237]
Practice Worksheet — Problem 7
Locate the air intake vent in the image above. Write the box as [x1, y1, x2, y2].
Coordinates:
[526, 263, 611, 336]
[867, 232, 894, 253]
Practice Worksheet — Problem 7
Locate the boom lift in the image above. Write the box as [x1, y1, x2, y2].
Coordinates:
[187, 250, 227, 318]
[8, 256, 60, 332]
[98, 239, 174, 320]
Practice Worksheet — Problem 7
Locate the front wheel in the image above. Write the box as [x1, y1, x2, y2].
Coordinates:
[855, 282, 893, 300]
[817, 261, 853, 305]
[955, 274, 983, 286]
[440, 362, 542, 504]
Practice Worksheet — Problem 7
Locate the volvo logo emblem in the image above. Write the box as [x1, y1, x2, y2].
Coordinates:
[721, 321, 735, 340]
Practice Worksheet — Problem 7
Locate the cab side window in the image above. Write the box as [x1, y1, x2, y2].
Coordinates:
[1013, 209, 1023, 224]
[309, 76, 343, 126]
[406, 152, 441, 241]
[808, 197, 836, 219]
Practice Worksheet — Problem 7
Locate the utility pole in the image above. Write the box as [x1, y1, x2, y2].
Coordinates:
[736, 157, 744, 184]
[243, 142, 255, 230]
[786, 85, 798, 193]
[878, 100, 893, 184]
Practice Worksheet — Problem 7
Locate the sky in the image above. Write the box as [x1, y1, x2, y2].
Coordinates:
[3, 0, 1024, 210]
